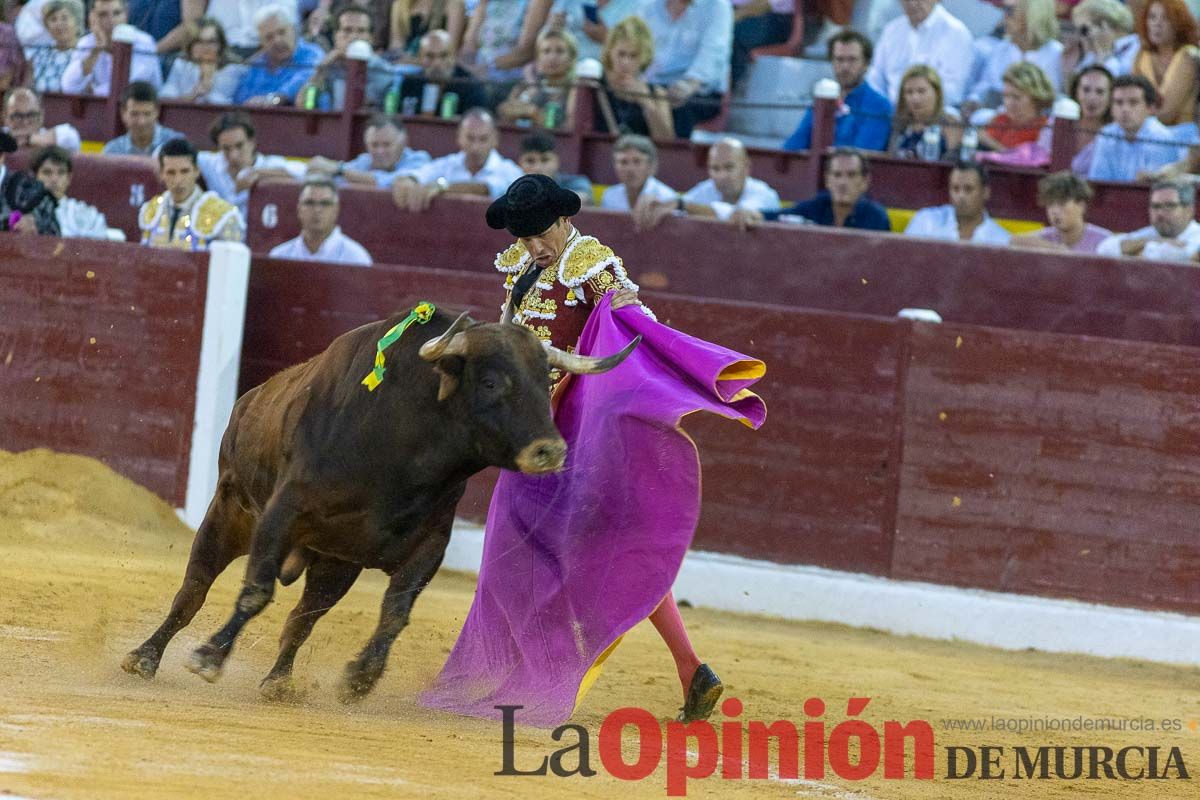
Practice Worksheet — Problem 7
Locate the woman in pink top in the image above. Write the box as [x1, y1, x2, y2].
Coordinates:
[1012, 171, 1111, 253]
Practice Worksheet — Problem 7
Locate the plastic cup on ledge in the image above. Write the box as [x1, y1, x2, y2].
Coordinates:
[112, 24, 139, 44]
[346, 40, 373, 62]
[897, 308, 943, 324]
[812, 78, 840, 101]
[575, 58, 602, 81]
[1052, 98, 1081, 121]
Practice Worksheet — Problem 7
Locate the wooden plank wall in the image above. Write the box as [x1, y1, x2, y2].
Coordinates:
[0, 237, 208, 505]
[247, 188, 1200, 348]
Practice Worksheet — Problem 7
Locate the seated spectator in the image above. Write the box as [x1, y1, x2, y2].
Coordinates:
[268, 177, 373, 266]
[735, 147, 890, 230]
[635, 137, 780, 229]
[966, 0, 1062, 112]
[30, 0, 81, 93]
[299, 4, 394, 110]
[128, 0, 205, 55]
[1096, 177, 1200, 259]
[460, 0, 553, 82]
[1037, 64, 1113, 174]
[593, 16, 675, 140]
[497, 28, 576, 129]
[1132, 0, 1199, 125]
[640, 0, 733, 138]
[1063, 0, 1138, 78]
[4, 88, 81, 153]
[0, 131, 59, 235]
[198, 112, 304, 220]
[389, 0, 467, 55]
[783, 29, 892, 153]
[903, 161, 1011, 244]
[517, 132, 592, 205]
[0, 15, 27, 91]
[398, 29, 487, 114]
[391, 109, 523, 211]
[139, 137, 244, 249]
[889, 65, 963, 161]
[544, 0, 641, 63]
[599, 133, 677, 211]
[31, 145, 109, 238]
[979, 62, 1054, 151]
[160, 17, 247, 104]
[209, 0, 299, 57]
[730, 0, 795, 89]
[308, 115, 431, 189]
[1011, 171, 1111, 252]
[866, 0, 974, 107]
[61, 0, 161, 96]
[1087, 75, 1188, 182]
[101, 82, 183, 157]
[233, 4, 323, 106]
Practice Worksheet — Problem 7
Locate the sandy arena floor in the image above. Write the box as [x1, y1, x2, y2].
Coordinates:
[1, 449, 1198, 799]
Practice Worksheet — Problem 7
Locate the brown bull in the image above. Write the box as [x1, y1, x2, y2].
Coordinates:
[121, 307, 637, 702]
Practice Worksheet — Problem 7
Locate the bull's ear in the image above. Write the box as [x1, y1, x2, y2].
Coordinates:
[436, 371, 459, 402]
[434, 357, 463, 402]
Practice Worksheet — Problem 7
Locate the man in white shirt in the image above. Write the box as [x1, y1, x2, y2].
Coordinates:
[207, 0, 298, 54]
[391, 109, 523, 212]
[1097, 178, 1200, 262]
[269, 178, 373, 266]
[31, 145, 109, 239]
[904, 161, 1011, 245]
[599, 134, 677, 212]
[306, 115, 432, 190]
[60, 0, 162, 96]
[635, 137, 780, 230]
[197, 111, 303, 222]
[3, 88, 81, 153]
[866, 0, 974, 107]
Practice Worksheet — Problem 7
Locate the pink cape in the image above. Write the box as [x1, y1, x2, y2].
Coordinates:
[420, 296, 767, 726]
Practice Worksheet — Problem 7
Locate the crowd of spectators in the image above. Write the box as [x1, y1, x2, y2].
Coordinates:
[0, 0, 1199, 263]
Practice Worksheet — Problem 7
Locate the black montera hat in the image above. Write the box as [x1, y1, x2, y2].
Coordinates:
[486, 173, 581, 238]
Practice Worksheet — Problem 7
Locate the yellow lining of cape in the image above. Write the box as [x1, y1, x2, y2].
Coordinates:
[573, 634, 624, 710]
[717, 359, 766, 383]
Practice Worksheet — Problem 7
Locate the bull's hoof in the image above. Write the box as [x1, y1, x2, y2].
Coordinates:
[185, 644, 225, 683]
[259, 674, 303, 703]
[121, 646, 160, 679]
[337, 660, 382, 704]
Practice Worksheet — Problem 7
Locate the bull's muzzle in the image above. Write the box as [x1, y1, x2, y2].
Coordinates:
[515, 437, 568, 473]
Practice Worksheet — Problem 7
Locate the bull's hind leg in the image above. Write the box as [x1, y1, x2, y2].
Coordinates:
[339, 519, 452, 703]
[122, 478, 251, 679]
[187, 486, 300, 683]
[259, 556, 362, 701]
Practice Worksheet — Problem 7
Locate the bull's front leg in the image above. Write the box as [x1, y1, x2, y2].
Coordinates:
[339, 528, 450, 703]
[187, 487, 301, 683]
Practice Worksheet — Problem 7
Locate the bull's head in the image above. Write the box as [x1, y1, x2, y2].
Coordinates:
[418, 312, 639, 474]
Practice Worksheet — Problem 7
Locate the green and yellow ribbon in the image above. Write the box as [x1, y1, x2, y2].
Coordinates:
[361, 301, 436, 391]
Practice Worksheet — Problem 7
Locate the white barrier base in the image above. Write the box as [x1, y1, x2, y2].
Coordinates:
[443, 520, 1200, 667]
[178, 242, 251, 530]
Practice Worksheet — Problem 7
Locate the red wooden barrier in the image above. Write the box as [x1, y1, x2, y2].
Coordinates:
[247, 187, 1200, 348]
[893, 321, 1200, 614]
[0, 237, 209, 505]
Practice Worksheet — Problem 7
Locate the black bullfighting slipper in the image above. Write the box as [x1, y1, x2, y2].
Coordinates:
[676, 663, 723, 723]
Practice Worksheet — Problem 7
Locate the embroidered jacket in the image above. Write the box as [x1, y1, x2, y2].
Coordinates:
[138, 187, 244, 251]
[495, 228, 654, 390]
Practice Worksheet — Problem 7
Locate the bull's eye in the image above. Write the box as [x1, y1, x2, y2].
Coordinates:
[483, 378, 497, 390]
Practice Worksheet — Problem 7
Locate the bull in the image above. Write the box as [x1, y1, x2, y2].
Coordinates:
[121, 307, 636, 702]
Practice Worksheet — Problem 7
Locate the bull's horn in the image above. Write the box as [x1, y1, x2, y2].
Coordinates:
[547, 335, 641, 375]
[419, 311, 472, 360]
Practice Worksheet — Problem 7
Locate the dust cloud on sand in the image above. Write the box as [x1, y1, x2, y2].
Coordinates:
[1, 449, 1197, 799]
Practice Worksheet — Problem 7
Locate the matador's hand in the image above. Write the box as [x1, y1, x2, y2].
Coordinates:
[609, 288, 639, 309]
